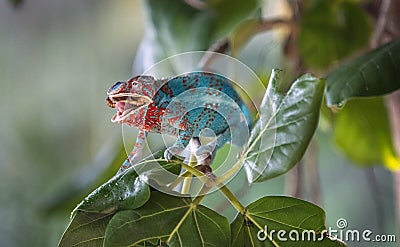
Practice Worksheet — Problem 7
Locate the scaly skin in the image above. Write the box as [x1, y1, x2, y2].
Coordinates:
[106, 72, 251, 174]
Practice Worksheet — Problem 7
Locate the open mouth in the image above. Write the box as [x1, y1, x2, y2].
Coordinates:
[106, 93, 152, 122]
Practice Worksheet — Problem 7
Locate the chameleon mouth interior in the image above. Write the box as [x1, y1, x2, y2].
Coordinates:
[107, 93, 152, 122]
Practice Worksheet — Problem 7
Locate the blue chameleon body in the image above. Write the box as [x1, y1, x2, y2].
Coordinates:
[106, 71, 252, 172]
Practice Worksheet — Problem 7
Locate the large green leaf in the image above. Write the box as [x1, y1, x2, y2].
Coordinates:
[104, 191, 230, 247]
[243, 69, 324, 182]
[72, 148, 184, 215]
[58, 169, 149, 246]
[58, 151, 183, 246]
[230, 196, 346, 247]
[325, 38, 400, 106]
[58, 211, 114, 247]
[333, 97, 400, 170]
[73, 167, 150, 215]
[299, 0, 372, 69]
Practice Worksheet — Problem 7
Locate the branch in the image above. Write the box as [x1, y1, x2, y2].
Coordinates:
[370, 0, 392, 47]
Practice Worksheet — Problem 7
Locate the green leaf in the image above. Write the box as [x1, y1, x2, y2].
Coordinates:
[299, 0, 372, 69]
[243, 69, 324, 182]
[325, 38, 400, 107]
[104, 191, 230, 247]
[59, 152, 183, 246]
[58, 211, 114, 247]
[73, 166, 150, 215]
[57, 177, 137, 245]
[230, 196, 346, 247]
[72, 149, 183, 215]
[333, 97, 400, 170]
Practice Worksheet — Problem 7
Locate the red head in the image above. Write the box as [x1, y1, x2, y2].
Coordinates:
[106, 76, 155, 123]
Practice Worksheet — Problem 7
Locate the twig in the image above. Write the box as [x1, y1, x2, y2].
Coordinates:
[257, 18, 296, 33]
[197, 38, 229, 69]
[370, 0, 392, 48]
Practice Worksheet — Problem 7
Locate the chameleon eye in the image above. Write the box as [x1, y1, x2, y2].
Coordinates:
[127, 76, 140, 87]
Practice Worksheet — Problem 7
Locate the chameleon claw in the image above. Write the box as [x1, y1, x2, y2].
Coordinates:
[164, 148, 174, 162]
[195, 163, 217, 187]
[195, 145, 214, 164]
[164, 145, 186, 161]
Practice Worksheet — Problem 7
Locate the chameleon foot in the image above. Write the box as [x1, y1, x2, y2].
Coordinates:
[164, 145, 186, 162]
[164, 149, 174, 162]
[196, 164, 216, 187]
[195, 152, 217, 187]
[195, 144, 215, 164]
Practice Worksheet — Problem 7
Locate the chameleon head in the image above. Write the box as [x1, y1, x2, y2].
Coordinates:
[106, 76, 154, 123]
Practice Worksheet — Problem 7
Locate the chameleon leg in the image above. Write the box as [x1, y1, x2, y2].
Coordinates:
[164, 129, 192, 161]
[195, 127, 231, 165]
[190, 137, 213, 176]
[118, 130, 147, 174]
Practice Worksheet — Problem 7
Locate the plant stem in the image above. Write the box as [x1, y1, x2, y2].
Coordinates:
[218, 183, 246, 213]
[180, 163, 210, 184]
[181, 159, 196, 194]
[192, 185, 211, 205]
[168, 170, 191, 190]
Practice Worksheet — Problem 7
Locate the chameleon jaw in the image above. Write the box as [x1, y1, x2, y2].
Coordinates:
[107, 93, 153, 123]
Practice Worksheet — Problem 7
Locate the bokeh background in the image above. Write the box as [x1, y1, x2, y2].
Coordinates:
[0, 1, 396, 246]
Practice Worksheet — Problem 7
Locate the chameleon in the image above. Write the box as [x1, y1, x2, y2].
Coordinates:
[106, 71, 252, 175]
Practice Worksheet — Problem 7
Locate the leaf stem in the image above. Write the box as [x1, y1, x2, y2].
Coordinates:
[216, 183, 282, 245]
[168, 170, 191, 189]
[180, 163, 210, 184]
[181, 158, 197, 194]
[217, 183, 246, 213]
[245, 214, 280, 247]
[192, 185, 211, 205]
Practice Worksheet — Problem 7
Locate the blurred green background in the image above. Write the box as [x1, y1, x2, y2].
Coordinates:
[0, 1, 396, 246]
